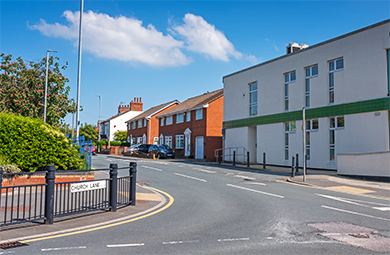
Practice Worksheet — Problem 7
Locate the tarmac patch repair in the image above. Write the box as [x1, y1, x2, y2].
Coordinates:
[308, 222, 390, 253]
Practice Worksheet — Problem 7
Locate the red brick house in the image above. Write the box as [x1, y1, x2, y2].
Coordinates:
[125, 100, 179, 145]
[157, 89, 223, 161]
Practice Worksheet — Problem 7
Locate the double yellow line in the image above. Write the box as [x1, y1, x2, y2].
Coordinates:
[21, 187, 174, 243]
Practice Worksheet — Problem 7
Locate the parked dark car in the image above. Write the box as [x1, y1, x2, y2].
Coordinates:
[134, 144, 152, 157]
[122, 144, 140, 156]
[149, 144, 175, 159]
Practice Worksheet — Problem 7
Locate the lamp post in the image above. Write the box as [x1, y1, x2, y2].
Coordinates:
[96, 95, 101, 141]
[44, 50, 57, 123]
[75, 0, 84, 140]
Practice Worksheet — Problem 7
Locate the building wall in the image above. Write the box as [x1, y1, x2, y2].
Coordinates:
[101, 111, 142, 141]
[223, 21, 390, 170]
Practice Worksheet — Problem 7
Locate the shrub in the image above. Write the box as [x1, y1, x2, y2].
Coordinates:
[0, 113, 84, 172]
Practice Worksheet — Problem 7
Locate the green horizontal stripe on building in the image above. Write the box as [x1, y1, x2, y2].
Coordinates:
[223, 97, 390, 129]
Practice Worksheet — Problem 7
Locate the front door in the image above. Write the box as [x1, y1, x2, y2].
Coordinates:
[195, 136, 204, 159]
[184, 128, 191, 157]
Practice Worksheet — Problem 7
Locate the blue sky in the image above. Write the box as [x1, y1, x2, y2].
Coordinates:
[1, 0, 389, 126]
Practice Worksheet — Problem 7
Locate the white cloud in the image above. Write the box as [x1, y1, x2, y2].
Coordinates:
[172, 13, 243, 62]
[31, 11, 191, 67]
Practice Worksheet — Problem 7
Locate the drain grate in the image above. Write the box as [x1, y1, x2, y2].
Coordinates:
[0, 241, 29, 250]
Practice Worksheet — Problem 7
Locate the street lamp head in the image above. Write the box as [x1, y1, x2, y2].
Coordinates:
[47, 50, 57, 53]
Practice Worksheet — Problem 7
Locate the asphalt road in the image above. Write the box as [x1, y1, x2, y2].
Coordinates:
[11, 155, 390, 254]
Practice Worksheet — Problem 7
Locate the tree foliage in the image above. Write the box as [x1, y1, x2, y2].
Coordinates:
[79, 123, 99, 142]
[114, 130, 127, 142]
[0, 113, 84, 172]
[0, 53, 76, 126]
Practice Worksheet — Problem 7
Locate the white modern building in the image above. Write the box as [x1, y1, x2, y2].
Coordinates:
[99, 98, 143, 142]
[223, 20, 390, 177]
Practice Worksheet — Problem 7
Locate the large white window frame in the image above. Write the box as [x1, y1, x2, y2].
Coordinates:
[186, 111, 191, 122]
[131, 122, 136, 129]
[165, 135, 172, 148]
[175, 134, 184, 149]
[166, 116, 173, 125]
[305, 65, 318, 108]
[161, 118, 164, 126]
[284, 121, 296, 161]
[284, 71, 295, 111]
[329, 116, 344, 162]
[138, 119, 142, 128]
[328, 58, 344, 104]
[176, 113, 184, 123]
[305, 119, 319, 162]
[249, 82, 258, 116]
[195, 109, 203, 120]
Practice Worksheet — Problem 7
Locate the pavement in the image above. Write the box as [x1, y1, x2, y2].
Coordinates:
[1, 156, 389, 245]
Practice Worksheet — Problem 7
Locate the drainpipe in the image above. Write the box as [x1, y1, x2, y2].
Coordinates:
[147, 118, 151, 144]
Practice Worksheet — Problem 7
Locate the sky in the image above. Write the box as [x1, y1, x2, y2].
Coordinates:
[1, 0, 389, 127]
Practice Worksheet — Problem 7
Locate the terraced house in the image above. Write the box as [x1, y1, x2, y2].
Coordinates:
[223, 20, 390, 177]
[157, 89, 224, 161]
[125, 100, 179, 145]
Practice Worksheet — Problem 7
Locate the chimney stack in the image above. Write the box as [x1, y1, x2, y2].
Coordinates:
[118, 104, 130, 114]
[130, 97, 143, 111]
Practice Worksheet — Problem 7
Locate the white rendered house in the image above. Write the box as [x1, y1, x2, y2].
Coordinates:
[223, 20, 390, 177]
[99, 98, 143, 142]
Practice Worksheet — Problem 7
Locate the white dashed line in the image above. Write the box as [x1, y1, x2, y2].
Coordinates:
[142, 166, 162, 172]
[227, 184, 284, 198]
[41, 246, 87, 252]
[174, 173, 207, 182]
[193, 168, 217, 174]
[162, 240, 199, 245]
[107, 243, 145, 248]
[217, 238, 250, 242]
[234, 175, 256, 180]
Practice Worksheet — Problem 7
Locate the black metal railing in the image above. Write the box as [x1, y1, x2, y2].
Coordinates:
[0, 162, 137, 226]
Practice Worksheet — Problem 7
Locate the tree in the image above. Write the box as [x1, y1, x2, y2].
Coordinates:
[0, 53, 76, 126]
[79, 123, 99, 142]
[114, 130, 127, 142]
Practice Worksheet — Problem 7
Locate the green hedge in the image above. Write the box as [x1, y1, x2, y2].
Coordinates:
[0, 113, 84, 172]
[96, 140, 130, 146]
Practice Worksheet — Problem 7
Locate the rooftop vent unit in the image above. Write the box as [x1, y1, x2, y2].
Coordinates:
[286, 42, 309, 54]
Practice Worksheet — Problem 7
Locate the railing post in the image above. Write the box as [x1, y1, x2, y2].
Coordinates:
[0, 167, 3, 207]
[263, 152, 266, 169]
[247, 151, 250, 168]
[233, 151, 236, 166]
[44, 165, 56, 224]
[291, 156, 295, 177]
[129, 162, 137, 206]
[295, 153, 299, 173]
[218, 150, 222, 165]
[109, 163, 118, 212]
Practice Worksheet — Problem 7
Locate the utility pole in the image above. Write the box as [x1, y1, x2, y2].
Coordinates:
[302, 107, 306, 182]
[44, 50, 57, 123]
[75, 0, 84, 140]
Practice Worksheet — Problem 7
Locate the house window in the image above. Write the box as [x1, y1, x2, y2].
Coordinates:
[196, 109, 203, 120]
[305, 65, 318, 108]
[131, 122, 136, 129]
[329, 116, 344, 162]
[159, 134, 164, 145]
[153, 137, 159, 144]
[132, 137, 136, 145]
[144, 119, 147, 127]
[284, 71, 295, 111]
[284, 121, 296, 160]
[138, 119, 142, 128]
[249, 82, 258, 116]
[175, 134, 184, 149]
[329, 58, 344, 104]
[161, 118, 164, 126]
[186, 111, 191, 122]
[137, 137, 142, 144]
[176, 113, 184, 123]
[165, 135, 172, 148]
[166, 116, 173, 125]
[305, 119, 318, 162]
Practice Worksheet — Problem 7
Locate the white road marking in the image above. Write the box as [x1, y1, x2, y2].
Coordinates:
[162, 240, 199, 245]
[316, 194, 390, 211]
[107, 243, 145, 248]
[227, 184, 284, 198]
[234, 175, 256, 180]
[142, 166, 162, 172]
[41, 246, 87, 251]
[0, 251, 15, 255]
[321, 205, 390, 222]
[217, 238, 250, 242]
[174, 173, 207, 182]
[194, 168, 217, 174]
[373, 207, 390, 211]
